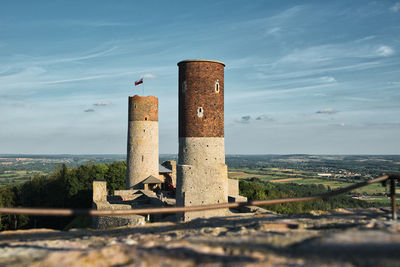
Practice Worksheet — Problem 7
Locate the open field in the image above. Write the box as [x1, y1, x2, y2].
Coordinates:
[0, 154, 126, 187]
[228, 167, 391, 200]
[270, 178, 303, 182]
[0, 171, 44, 186]
[1, 154, 399, 201]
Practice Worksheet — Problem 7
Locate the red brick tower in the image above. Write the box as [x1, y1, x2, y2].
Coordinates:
[176, 59, 228, 221]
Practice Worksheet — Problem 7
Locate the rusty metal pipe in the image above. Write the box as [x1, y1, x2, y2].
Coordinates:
[0, 174, 393, 217]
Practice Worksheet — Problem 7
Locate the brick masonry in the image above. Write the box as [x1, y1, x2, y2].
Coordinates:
[178, 60, 225, 137]
[128, 95, 158, 122]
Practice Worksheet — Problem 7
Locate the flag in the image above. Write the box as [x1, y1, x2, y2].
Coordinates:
[135, 78, 143, 86]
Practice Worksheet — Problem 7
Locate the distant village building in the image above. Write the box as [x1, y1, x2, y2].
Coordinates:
[317, 173, 333, 177]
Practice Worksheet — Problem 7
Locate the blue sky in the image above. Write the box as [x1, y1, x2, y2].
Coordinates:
[1, 0, 399, 154]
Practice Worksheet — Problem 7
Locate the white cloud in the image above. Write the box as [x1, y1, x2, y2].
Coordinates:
[377, 45, 394, 57]
[93, 101, 111, 106]
[390, 2, 400, 13]
[141, 73, 157, 79]
[320, 76, 336, 83]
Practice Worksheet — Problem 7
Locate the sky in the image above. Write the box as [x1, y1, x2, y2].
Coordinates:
[0, 0, 399, 155]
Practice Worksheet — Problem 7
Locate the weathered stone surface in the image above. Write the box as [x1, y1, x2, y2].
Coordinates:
[228, 178, 239, 196]
[95, 215, 145, 230]
[0, 208, 399, 266]
[92, 180, 107, 202]
[92, 201, 145, 229]
[228, 195, 248, 203]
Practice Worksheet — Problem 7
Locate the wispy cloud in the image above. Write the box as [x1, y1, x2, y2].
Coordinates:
[40, 74, 111, 85]
[51, 46, 119, 64]
[279, 43, 394, 64]
[387, 81, 400, 85]
[344, 96, 376, 102]
[320, 76, 336, 83]
[363, 122, 400, 128]
[390, 2, 400, 13]
[93, 101, 111, 106]
[333, 122, 400, 129]
[228, 83, 336, 102]
[265, 27, 281, 36]
[84, 109, 95, 113]
[254, 61, 384, 81]
[316, 108, 338, 115]
[230, 5, 306, 35]
[255, 115, 274, 121]
[236, 115, 251, 124]
[251, 37, 398, 86]
[6, 45, 120, 68]
[265, 5, 306, 26]
[63, 20, 135, 28]
[235, 115, 275, 124]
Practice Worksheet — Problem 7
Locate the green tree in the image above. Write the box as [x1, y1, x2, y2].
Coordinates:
[104, 161, 126, 194]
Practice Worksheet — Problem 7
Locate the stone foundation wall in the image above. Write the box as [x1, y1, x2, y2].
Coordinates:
[176, 138, 228, 221]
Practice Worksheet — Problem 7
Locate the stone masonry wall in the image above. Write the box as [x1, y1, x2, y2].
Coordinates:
[126, 121, 159, 189]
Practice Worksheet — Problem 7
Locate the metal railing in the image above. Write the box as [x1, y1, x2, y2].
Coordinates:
[0, 174, 399, 219]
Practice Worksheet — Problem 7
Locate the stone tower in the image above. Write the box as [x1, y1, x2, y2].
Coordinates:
[126, 95, 159, 189]
[176, 59, 228, 221]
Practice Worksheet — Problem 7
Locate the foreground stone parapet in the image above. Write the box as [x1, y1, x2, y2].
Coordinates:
[0, 208, 399, 266]
[95, 215, 145, 230]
